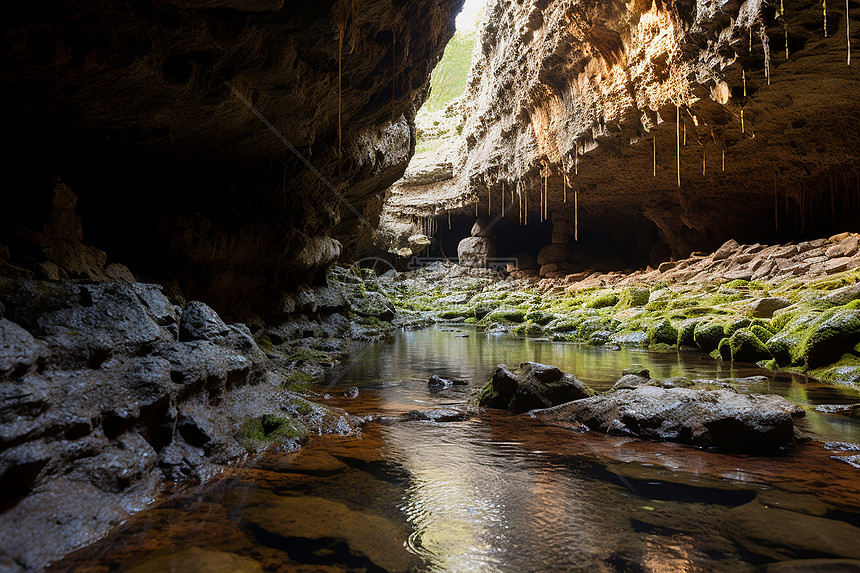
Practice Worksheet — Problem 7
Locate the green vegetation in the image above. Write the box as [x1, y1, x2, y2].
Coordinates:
[235, 414, 308, 452]
[424, 31, 475, 112]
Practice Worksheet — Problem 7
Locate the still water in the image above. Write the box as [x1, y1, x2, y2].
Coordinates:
[53, 326, 860, 572]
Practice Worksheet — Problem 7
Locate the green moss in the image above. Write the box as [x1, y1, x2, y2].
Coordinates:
[694, 321, 726, 352]
[647, 318, 678, 346]
[286, 348, 333, 366]
[792, 308, 860, 368]
[726, 328, 772, 363]
[438, 309, 464, 319]
[235, 414, 308, 451]
[486, 308, 526, 323]
[725, 318, 753, 336]
[586, 290, 620, 309]
[677, 318, 700, 347]
[749, 324, 774, 342]
[723, 279, 751, 289]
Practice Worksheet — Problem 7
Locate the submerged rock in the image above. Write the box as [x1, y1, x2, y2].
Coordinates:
[531, 386, 805, 451]
[427, 374, 469, 389]
[124, 547, 263, 573]
[721, 502, 860, 561]
[404, 408, 468, 422]
[242, 491, 419, 572]
[476, 362, 594, 414]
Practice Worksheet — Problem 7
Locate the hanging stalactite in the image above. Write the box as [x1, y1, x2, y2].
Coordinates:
[824, 0, 828, 37]
[760, 24, 771, 85]
[501, 180, 506, 216]
[574, 186, 579, 241]
[741, 108, 745, 134]
[722, 148, 726, 171]
[391, 28, 396, 122]
[448, 211, 451, 230]
[702, 147, 706, 176]
[653, 136, 656, 177]
[743, 68, 747, 96]
[676, 104, 681, 188]
[848, 0, 852, 65]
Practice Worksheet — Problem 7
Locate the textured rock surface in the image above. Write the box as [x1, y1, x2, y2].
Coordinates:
[476, 362, 594, 413]
[381, 0, 859, 262]
[531, 385, 805, 450]
[0, 278, 362, 570]
[2, 0, 464, 317]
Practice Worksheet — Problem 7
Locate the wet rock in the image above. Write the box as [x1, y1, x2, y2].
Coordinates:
[243, 491, 420, 572]
[532, 386, 805, 451]
[179, 301, 229, 342]
[350, 291, 395, 322]
[257, 449, 347, 476]
[404, 408, 468, 422]
[764, 559, 860, 573]
[476, 362, 594, 414]
[749, 297, 791, 318]
[719, 328, 772, 363]
[427, 374, 467, 389]
[756, 491, 829, 517]
[608, 374, 653, 391]
[814, 404, 860, 416]
[344, 386, 360, 399]
[0, 319, 45, 379]
[794, 309, 860, 368]
[458, 236, 497, 268]
[824, 283, 860, 306]
[721, 502, 860, 561]
[123, 547, 263, 573]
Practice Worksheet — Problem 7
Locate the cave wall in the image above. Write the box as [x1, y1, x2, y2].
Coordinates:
[380, 0, 859, 263]
[1, 0, 464, 318]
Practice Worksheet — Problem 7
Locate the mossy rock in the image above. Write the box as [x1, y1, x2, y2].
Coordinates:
[286, 348, 333, 366]
[792, 308, 860, 368]
[717, 337, 732, 361]
[677, 318, 701, 347]
[750, 324, 774, 343]
[694, 321, 726, 352]
[766, 311, 827, 366]
[625, 287, 651, 307]
[236, 414, 308, 452]
[437, 309, 463, 320]
[725, 328, 772, 363]
[475, 362, 594, 413]
[725, 318, 753, 336]
[525, 309, 556, 325]
[647, 319, 678, 346]
[486, 308, 526, 323]
[586, 290, 620, 309]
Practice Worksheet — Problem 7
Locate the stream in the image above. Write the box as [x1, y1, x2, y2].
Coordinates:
[52, 326, 860, 572]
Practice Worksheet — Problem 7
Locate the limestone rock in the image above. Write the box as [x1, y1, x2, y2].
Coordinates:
[471, 217, 496, 238]
[476, 362, 594, 414]
[537, 244, 570, 266]
[458, 236, 496, 268]
[532, 386, 805, 450]
[749, 297, 791, 318]
[180, 301, 230, 342]
[350, 291, 395, 322]
[0, 319, 45, 380]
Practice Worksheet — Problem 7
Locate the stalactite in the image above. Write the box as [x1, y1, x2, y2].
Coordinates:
[741, 108, 745, 133]
[540, 160, 548, 222]
[563, 163, 568, 203]
[518, 181, 523, 226]
[575, 144, 579, 175]
[488, 184, 491, 215]
[448, 211, 451, 230]
[574, 186, 579, 241]
[391, 29, 396, 122]
[337, 25, 344, 156]
[676, 104, 681, 188]
[501, 181, 505, 216]
[743, 69, 747, 96]
[722, 148, 725, 171]
[760, 24, 771, 85]
[683, 121, 687, 146]
[702, 147, 706, 175]
[848, 0, 852, 65]
[653, 136, 656, 177]
[785, 24, 790, 60]
[475, 199, 478, 217]
[525, 185, 529, 226]
[824, 0, 828, 37]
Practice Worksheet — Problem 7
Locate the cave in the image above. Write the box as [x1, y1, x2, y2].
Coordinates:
[2, 0, 860, 570]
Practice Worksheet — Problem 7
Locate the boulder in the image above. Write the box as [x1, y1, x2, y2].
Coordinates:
[539, 263, 558, 276]
[720, 328, 772, 363]
[350, 291, 395, 322]
[550, 218, 574, 244]
[749, 297, 791, 318]
[457, 236, 496, 268]
[825, 235, 860, 258]
[404, 408, 468, 422]
[531, 386, 805, 450]
[470, 217, 496, 238]
[124, 547, 263, 573]
[824, 282, 860, 306]
[713, 239, 741, 260]
[476, 362, 594, 413]
[0, 319, 46, 380]
[537, 244, 570, 266]
[721, 502, 860, 561]
[793, 308, 860, 367]
[179, 301, 229, 342]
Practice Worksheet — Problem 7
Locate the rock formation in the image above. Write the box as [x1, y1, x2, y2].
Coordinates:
[380, 0, 859, 266]
[2, 0, 465, 318]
